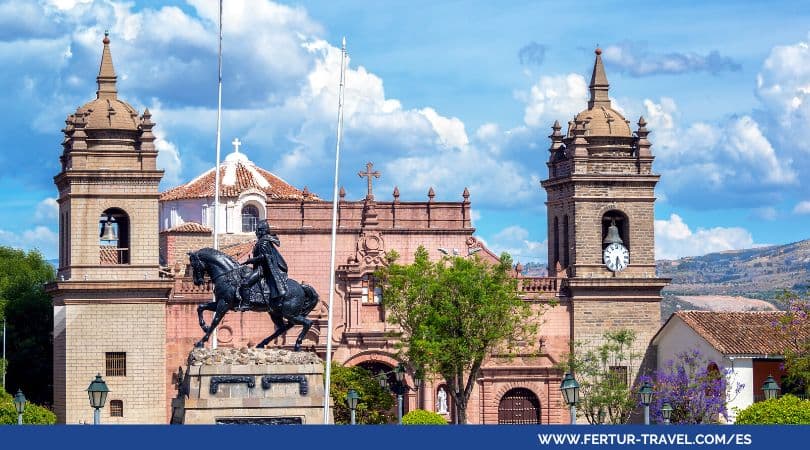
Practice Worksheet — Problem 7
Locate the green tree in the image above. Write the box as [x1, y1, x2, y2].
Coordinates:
[377, 246, 540, 424]
[329, 362, 395, 424]
[556, 330, 638, 424]
[735, 395, 810, 424]
[773, 291, 810, 396]
[0, 246, 55, 404]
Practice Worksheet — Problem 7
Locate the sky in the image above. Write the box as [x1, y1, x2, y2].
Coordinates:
[0, 0, 809, 263]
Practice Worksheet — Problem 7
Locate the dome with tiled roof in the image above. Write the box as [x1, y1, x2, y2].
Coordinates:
[567, 48, 632, 138]
[160, 147, 319, 202]
[72, 32, 141, 131]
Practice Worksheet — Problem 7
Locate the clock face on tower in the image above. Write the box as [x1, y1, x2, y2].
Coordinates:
[603, 243, 629, 272]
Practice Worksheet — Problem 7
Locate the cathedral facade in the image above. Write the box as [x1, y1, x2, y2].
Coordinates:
[48, 36, 666, 424]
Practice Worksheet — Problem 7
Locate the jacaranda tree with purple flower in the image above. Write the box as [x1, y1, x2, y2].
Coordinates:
[643, 348, 743, 424]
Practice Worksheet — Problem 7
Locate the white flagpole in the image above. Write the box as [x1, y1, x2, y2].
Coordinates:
[211, 0, 224, 349]
[323, 37, 347, 424]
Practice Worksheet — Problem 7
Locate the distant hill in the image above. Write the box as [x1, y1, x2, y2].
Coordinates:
[656, 239, 810, 320]
[520, 261, 548, 277]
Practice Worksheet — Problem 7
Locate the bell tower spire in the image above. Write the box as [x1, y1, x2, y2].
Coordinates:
[96, 30, 118, 100]
[588, 47, 610, 109]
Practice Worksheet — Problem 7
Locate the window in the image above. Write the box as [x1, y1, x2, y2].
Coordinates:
[110, 400, 123, 417]
[241, 205, 260, 233]
[105, 352, 126, 376]
[609, 366, 628, 388]
[562, 215, 569, 268]
[202, 204, 209, 227]
[361, 275, 382, 304]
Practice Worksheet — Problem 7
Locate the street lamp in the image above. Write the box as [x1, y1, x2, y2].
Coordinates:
[87, 373, 109, 425]
[639, 380, 654, 425]
[661, 402, 673, 425]
[560, 372, 580, 425]
[13, 389, 26, 425]
[762, 375, 780, 400]
[346, 389, 360, 425]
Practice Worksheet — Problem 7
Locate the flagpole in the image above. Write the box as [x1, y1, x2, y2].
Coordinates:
[211, 0, 224, 349]
[323, 37, 347, 424]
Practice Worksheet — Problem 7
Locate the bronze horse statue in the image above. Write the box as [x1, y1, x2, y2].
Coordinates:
[188, 247, 319, 351]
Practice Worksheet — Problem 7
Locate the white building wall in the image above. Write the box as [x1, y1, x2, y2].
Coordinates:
[653, 317, 753, 424]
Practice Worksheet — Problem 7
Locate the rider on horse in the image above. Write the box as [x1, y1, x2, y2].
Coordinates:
[238, 220, 288, 309]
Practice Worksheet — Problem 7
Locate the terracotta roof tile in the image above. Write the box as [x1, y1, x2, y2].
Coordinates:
[674, 311, 808, 356]
[221, 240, 256, 263]
[162, 222, 212, 233]
[160, 152, 321, 202]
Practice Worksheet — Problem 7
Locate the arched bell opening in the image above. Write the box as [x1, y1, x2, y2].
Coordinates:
[602, 210, 629, 251]
[99, 207, 130, 264]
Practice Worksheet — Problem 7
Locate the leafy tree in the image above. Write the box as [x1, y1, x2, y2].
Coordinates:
[402, 409, 447, 425]
[0, 388, 56, 424]
[644, 348, 742, 424]
[772, 291, 810, 396]
[377, 246, 540, 424]
[735, 395, 810, 424]
[556, 330, 638, 424]
[328, 362, 395, 424]
[0, 246, 54, 404]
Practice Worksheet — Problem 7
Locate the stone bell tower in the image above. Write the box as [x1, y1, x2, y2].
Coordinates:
[541, 49, 669, 377]
[47, 33, 173, 424]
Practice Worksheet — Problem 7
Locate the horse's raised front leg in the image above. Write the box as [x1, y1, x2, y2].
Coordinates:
[197, 301, 217, 333]
[257, 312, 292, 349]
[194, 300, 229, 348]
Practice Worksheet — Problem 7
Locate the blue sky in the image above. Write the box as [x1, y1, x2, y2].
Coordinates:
[0, 0, 809, 263]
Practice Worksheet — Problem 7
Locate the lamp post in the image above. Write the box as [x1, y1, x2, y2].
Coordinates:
[762, 375, 780, 400]
[639, 380, 654, 425]
[661, 402, 672, 425]
[13, 389, 26, 425]
[560, 372, 580, 425]
[346, 389, 360, 425]
[87, 373, 109, 425]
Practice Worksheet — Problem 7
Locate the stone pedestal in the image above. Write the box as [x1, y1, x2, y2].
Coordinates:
[171, 347, 332, 424]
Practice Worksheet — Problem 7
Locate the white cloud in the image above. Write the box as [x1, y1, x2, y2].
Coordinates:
[0, 226, 58, 259]
[752, 207, 778, 221]
[655, 214, 755, 260]
[486, 225, 547, 263]
[602, 42, 741, 77]
[155, 131, 182, 187]
[793, 201, 810, 215]
[34, 197, 59, 222]
[521, 73, 587, 128]
[642, 96, 795, 207]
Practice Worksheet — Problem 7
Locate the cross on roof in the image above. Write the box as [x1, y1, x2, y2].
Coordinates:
[358, 161, 381, 199]
[232, 138, 242, 153]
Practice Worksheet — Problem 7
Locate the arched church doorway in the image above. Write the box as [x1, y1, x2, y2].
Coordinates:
[498, 388, 541, 424]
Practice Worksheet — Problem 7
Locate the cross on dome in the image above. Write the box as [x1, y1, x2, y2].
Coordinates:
[232, 138, 242, 153]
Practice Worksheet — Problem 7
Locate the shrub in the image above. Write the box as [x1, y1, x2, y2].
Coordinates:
[0, 388, 57, 424]
[735, 395, 810, 424]
[402, 409, 448, 425]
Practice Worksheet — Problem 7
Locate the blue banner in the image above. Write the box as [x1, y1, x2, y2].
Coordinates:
[1, 425, 808, 450]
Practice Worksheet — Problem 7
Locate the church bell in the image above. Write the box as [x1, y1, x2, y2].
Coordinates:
[603, 219, 623, 244]
[100, 217, 118, 241]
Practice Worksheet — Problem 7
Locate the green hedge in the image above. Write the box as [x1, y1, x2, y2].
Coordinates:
[402, 409, 448, 425]
[735, 395, 810, 424]
[0, 389, 56, 425]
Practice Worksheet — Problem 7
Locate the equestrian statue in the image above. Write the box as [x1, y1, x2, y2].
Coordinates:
[188, 220, 319, 351]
